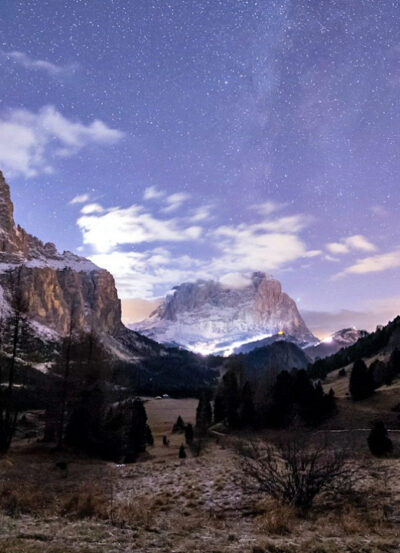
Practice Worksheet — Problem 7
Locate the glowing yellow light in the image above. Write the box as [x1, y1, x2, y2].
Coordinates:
[278, 330, 285, 335]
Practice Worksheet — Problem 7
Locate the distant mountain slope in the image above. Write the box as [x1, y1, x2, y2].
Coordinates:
[132, 272, 316, 354]
[309, 316, 400, 378]
[230, 341, 311, 382]
[305, 328, 369, 361]
[232, 333, 312, 354]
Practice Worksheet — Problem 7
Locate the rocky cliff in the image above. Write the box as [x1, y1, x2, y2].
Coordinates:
[0, 171, 121, 337]
[132, 272, 316, 354]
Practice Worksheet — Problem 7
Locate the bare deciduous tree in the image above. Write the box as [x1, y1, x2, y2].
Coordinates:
[0, 267, 27, 453]
[236, 435, 357, 509]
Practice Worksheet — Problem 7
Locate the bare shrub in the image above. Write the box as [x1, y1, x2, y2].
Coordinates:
[236, 435, 356, 510]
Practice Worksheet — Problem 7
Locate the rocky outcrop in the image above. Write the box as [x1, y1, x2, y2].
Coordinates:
[132, 272, 316, 354]
[0, 171, 121, 337]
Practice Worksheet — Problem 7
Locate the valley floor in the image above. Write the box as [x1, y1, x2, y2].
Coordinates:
[0, 397, 399, 553]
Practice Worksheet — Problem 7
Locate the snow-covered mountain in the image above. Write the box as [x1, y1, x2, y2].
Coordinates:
[131, 272, 316, 355]
[305, 328, 369, 360]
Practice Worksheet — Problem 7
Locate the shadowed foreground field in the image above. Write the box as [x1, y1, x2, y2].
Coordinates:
[0, 396, 399, 553]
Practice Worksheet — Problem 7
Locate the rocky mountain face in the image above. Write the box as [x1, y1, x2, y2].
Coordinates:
[305, 328, 369, 361]
[132, 272, 316, 355]
[0, 171, 121, 338]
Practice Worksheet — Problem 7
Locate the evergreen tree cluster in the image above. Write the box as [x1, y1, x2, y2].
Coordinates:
[65, 392, 153, 463]
[214, 366, 335, 430]
[349, 349, 400, 400]
[214, 372, 255, 428]
[264, 370, 336, 427]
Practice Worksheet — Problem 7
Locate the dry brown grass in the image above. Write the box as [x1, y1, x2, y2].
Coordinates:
[0, 398, 399, 553]
[61, 482, 111, 520]
[0, 482, 54, 517]
[256, 499, 297, 535]
[110, 495, 156, 527]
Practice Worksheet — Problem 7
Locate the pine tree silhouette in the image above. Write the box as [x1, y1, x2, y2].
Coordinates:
[349, 359, 374, 400]
[368, 421, 393, 456]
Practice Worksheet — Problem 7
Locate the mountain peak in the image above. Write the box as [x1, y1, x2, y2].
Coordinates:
[251, 271, 271, 287]
[132, 274, 315, 354]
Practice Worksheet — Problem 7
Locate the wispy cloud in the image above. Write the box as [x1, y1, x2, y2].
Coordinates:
[0, 105, 124, 177]
[190, 205, 214, 222]
[80, 203, 104, 215]
[89, 249, 206, 298]
[162, 192, 191, 213]
[326, 234, 376, 255]
[211, 216, 311, 276]
[69, 193, 91, 205]
[252, 200, 286, 216]
[335, 247, 400, 278]
[143, 185, 165, 201]
[77, 203, 202, 253]
[1, 50, 78, 77]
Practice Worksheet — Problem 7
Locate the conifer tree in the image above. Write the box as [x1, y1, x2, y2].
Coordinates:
[269, 370, 294, 427]
[65, 381, 106, 454]
[125, 398, 148, 462]
[240, 381, 255, 427]
[179, 444, 186, 459]
[349, 359, 374, 400]
[0, 267, 27, 453]
[368, 421, 393, 456]
[172, 415, 185, 433]
[145, 423, 154, 446]
[388, 348, 400, 383]
[195, 392, 212, 434]
[223, 371, 240, 428]
[213, 390, 226, 424]
[185, 422, 194, 444]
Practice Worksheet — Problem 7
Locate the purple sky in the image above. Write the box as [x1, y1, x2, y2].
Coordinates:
[1, 0, 400, 336]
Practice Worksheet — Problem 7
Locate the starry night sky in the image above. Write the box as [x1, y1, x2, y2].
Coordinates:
[1, 0, 400, 336]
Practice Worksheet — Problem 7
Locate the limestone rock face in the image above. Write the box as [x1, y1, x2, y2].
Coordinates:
[132, 271, 315, 354]
[0, 171, 121, 337]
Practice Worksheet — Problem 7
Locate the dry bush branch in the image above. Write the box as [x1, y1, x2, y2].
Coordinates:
[236, 434, 359, 509]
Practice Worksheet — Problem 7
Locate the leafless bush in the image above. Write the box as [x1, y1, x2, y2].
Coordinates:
[236, 435, 358, 509]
